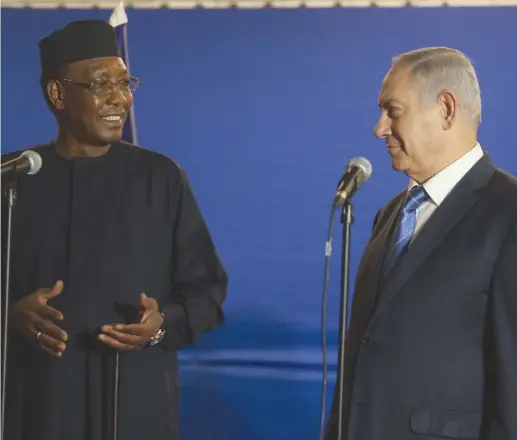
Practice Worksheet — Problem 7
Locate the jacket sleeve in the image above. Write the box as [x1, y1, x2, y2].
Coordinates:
[485, 221, 517, 439]
[159, 168, 228, 352]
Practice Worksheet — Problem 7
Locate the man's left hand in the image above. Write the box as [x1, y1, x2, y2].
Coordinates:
[98, 293, 163, 351]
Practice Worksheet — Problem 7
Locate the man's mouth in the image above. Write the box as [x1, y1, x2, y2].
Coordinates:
[100, 114, 125, 127]
[387, 145, 403, 156]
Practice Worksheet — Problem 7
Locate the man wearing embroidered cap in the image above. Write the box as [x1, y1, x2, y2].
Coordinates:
[325, 47, 517, 440]
[2, 20, 227, 440]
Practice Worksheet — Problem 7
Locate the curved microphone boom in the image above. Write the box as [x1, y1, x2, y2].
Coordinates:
[1, 150, 43, 182]
[333, 157, 373, 207]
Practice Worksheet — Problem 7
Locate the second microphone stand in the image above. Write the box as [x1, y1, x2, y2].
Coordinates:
[335, 200, 353, 440]
[1, 181, 18, 440]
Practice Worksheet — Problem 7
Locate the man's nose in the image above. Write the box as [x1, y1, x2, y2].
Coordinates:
[374, 115, 391, 139]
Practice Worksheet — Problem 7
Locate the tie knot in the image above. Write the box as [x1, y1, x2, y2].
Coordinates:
[403, 185, 428, 213]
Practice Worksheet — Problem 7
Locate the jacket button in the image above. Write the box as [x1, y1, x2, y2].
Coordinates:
[362, 337, 372, 345]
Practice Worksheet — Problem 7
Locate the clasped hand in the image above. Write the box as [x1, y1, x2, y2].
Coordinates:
[10, 281, 163, 357]
[98, 292, 164, 350]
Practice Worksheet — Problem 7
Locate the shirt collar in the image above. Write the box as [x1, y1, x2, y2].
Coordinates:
[408, 142, 484, 206]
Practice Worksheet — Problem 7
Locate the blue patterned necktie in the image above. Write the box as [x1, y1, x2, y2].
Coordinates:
[381, 185, 429, 278]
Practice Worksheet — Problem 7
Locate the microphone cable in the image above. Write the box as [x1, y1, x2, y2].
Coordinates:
[318, 202, 338, 440]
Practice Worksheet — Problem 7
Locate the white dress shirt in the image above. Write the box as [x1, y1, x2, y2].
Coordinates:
[408, 143, 484, 243]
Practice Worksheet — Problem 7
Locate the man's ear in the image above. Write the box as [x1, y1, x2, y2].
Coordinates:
[47, 79, 65, 110]
[438, 90, 458, 130]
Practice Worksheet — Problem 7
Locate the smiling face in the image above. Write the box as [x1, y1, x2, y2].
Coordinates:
[374, 66, 447, 183]
[48, 56, 133, 147]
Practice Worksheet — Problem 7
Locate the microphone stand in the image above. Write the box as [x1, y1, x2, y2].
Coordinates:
[1, 181, 18, 440]
[336, 200, 353, 440]
[112, 351, 120, 440]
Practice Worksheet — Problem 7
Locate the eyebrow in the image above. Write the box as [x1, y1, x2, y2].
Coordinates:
[378, 99, 404, 108]
[90, 71, 129, 82]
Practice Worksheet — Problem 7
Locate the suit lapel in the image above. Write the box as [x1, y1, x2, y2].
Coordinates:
[352, 193, 405, 315]
[367, 154, 496, 328]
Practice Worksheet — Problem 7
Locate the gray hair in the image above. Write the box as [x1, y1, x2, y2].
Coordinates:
[392, 47, 482, 126]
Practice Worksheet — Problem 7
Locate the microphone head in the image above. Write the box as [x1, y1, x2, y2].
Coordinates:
[349, 156, 373, 180]
[21, 150, 43, 175]
[333, 156, 373, 206]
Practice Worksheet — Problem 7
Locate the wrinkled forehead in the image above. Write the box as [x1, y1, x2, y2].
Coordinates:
[378, 66, 417, 107]
[65, 56, 127, 79]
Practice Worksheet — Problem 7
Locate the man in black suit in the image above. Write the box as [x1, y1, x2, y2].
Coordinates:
[325, 47, 517, 440]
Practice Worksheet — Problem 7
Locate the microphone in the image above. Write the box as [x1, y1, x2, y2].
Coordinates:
[1, 150, 43, 181]
[333, 157, 372, 206]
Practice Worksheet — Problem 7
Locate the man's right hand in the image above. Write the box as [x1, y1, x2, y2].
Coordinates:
[10, 280, 68, 357]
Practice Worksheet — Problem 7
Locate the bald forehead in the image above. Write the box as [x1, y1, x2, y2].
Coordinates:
[378, 66, 417, 108]
[65, 56, 127, 80]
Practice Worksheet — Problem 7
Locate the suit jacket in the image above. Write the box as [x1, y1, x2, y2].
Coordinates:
[325, 154, 517, 440]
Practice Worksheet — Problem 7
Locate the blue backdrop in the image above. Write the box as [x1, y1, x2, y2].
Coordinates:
[2, 7, 517, 439]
